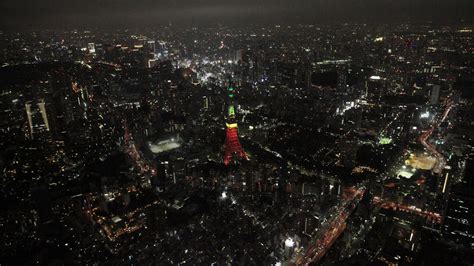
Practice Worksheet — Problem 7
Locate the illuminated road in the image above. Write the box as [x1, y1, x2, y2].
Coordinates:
[372, 196, 442, 223]
[293, 186, 366, 265]
[123, 123, 156, 176]
[418, 99, 454, 174]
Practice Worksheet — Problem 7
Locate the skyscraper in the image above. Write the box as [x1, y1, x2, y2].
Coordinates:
[25, 100, 50, 139]
[337, 70, 347, 93]
[430, 85, 441, 105]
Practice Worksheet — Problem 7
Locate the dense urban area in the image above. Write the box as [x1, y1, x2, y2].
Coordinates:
[0, 23, 473, 265]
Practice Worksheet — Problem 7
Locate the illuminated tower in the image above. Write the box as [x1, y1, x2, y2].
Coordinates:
[223, 83, 248, 165]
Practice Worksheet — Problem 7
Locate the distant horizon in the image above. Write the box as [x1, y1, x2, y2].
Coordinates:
[2, 19, 473, 32]
[1, 0, 473, 29]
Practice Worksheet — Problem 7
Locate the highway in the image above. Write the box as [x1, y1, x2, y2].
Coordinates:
[372, 196, 442, 224]
[293, 185, 366, 265]
[418, 99, 454, 174]
[123, 123, 156, 176]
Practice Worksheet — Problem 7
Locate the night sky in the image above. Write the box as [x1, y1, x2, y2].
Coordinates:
[1, 0, 473, 28]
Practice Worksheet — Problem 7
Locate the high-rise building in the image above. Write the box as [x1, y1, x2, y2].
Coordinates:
[223, 82, 248, 165]
[147, 40, 157, 57]
[241, 50, 258, 83]
[430, 85, 441, 105]
[203, 96, 210, 110]
[233, 49, 243, 63]
[25, 100, 50, 139]
[337, 71, 347, 93]
[87, 43, 96, 54]
[32, 186, 53, 224]
[365, 76, 385, 104]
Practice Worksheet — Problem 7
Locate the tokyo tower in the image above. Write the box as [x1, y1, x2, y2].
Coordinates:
[223, 82, 248, 165]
